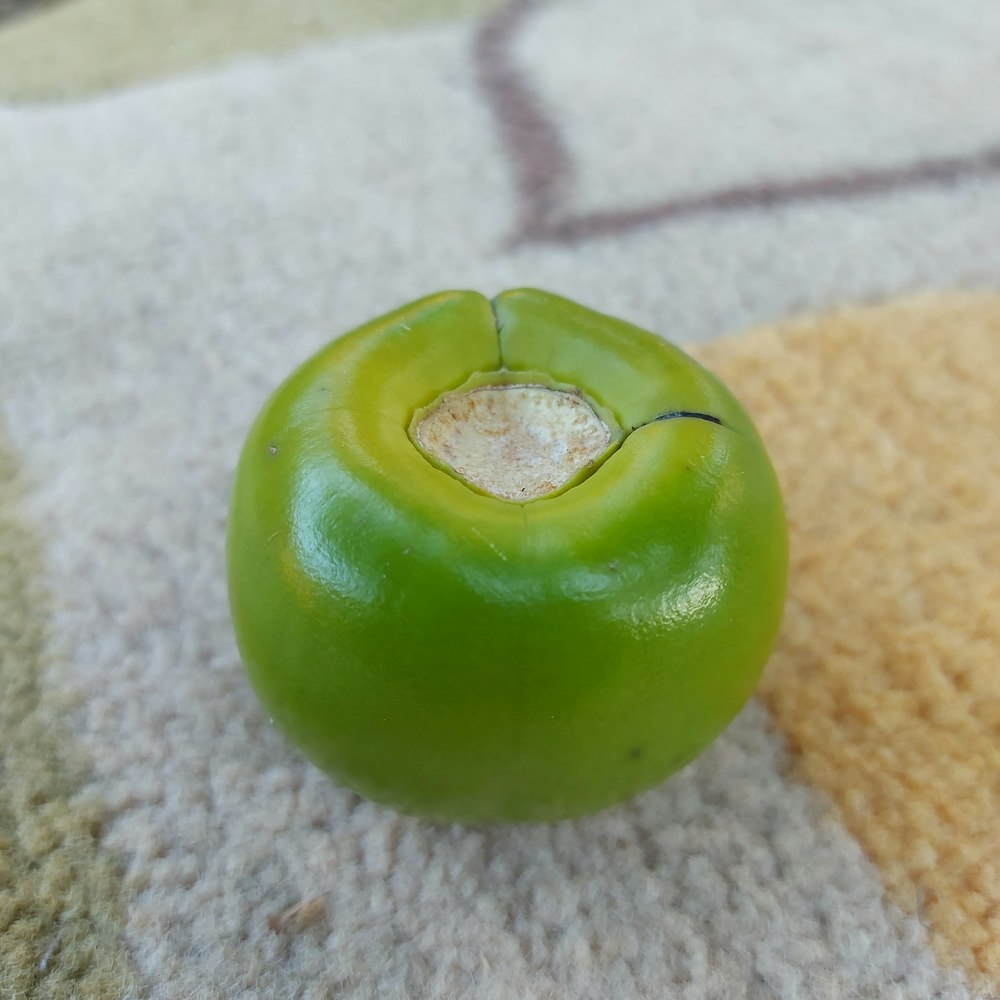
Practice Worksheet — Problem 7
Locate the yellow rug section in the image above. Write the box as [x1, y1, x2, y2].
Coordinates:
[0, 0, 501, 102]
[696, 293, 1000, 991]
[0, 433, 137, 999]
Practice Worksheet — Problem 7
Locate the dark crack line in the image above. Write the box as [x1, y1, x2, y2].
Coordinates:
[652, 410, 723, 426]
[630, 410, 725, 433]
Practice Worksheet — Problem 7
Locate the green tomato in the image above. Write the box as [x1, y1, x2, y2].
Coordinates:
[227, 289, 787, 822]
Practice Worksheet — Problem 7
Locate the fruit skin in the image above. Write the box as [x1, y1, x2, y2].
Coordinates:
[227, 289, 787, 822]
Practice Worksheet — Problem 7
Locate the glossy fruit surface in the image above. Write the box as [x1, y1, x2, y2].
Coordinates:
[227, 289, 787, 821]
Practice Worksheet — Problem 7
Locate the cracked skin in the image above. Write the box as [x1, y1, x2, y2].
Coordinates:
[226, 289, 787, 822]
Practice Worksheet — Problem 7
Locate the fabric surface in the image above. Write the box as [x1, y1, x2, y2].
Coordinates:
[0, 0, 49, 26]
[2, 0, 999, 997]
[0, 0, 501, 101]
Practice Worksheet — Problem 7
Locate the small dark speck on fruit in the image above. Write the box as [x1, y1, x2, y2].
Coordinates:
[268, 443, 279, 456]
[629, 746, 642, 759]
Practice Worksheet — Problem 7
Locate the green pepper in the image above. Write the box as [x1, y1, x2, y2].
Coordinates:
[227, 289, 787, 822]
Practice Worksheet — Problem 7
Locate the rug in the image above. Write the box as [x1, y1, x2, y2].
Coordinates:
[1, 0, 998, 997]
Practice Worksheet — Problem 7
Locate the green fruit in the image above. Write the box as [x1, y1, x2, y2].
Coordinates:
[227, 289, 787, 822]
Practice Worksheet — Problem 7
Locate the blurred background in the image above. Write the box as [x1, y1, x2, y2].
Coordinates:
[4, 0, 997, 346]
[0, 0, 499, 100]
[2, 2, 998, 998]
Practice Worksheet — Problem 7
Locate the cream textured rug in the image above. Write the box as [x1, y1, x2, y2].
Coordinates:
[2, 0, 999, 997]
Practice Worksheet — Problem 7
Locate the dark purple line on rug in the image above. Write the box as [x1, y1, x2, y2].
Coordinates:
[472, 0, 573, 239]
[473, 0, 1000, 247]
[530, 145, 1000, 244]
